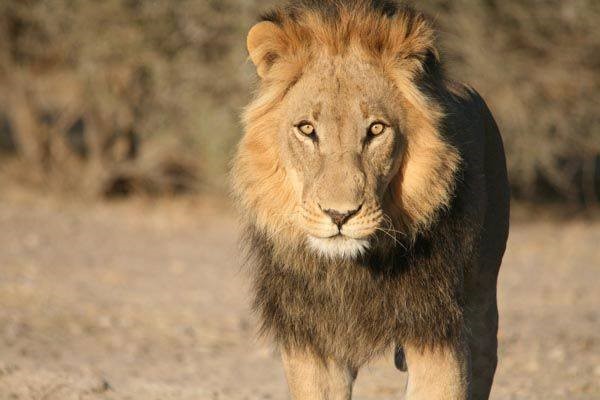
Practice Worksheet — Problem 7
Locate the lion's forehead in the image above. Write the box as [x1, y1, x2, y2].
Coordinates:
[284, 56, 396, 121]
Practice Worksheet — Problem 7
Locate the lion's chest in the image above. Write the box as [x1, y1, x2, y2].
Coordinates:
[255, 255, 459, 365]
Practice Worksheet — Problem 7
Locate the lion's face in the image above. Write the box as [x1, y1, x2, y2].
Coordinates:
[234, 9, 461, 260]
[279, 57, 404, 257]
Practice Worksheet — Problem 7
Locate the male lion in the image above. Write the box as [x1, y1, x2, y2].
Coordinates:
[232, 1, 509, 399]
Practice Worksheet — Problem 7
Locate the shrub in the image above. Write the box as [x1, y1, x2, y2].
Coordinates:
[0, 0, 598, 204]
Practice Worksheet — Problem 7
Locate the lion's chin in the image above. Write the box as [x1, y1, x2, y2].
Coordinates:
[306, 235, 370, 259]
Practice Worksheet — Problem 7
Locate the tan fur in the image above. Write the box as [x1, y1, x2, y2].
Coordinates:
[281, 348, 356, 400]
[234, 4, 459, 247]
[232, 2, 510, 399]
[404, 343, 470, 400]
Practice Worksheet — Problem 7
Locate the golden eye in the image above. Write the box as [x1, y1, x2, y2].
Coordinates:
[298, 123, 315, 136]
[369, 122, 385, 136]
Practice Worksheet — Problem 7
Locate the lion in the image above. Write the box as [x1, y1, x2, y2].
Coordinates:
[231, 1, 510, 399]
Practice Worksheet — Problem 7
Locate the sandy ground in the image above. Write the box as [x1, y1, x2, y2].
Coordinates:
[0, 196, 598, 400]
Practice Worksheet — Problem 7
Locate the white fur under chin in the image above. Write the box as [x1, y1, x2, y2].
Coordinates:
[307, 235, 370, 259]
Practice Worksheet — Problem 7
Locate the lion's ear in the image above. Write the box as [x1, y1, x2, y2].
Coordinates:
[247, 21, 287, 78]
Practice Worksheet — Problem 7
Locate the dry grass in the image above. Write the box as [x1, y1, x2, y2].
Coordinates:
[0, 195, 598, 399]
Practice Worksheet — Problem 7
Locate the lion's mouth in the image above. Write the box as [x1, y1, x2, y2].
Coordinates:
[306, 234, 370, 259]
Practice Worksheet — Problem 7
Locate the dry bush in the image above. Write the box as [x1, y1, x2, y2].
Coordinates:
[0, 0, 598, 204]
[419, 0, 600, 204]
[0, 0, 258, 196]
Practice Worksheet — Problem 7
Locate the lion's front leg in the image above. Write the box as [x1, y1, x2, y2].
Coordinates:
[280, 347, 356, 400]
[404, 341, 470, 400]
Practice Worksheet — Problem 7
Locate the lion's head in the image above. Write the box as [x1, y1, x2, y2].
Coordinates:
[232, 0, 461, 259]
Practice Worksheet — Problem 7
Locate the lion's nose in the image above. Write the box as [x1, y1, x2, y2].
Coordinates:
[322, 205, 362, 228]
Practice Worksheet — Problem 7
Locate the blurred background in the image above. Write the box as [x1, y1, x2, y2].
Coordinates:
[0, 1, 598, 399]
[1, 0, 599, 203]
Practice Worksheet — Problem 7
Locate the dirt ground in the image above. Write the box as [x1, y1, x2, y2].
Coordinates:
[0, 194, 598, 400]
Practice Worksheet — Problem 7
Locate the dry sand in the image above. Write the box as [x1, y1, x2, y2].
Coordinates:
[0, 196, 598, 399]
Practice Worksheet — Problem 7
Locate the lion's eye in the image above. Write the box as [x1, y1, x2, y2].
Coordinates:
[368, 122, 385, 136]
[298, 123, 315, 136]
